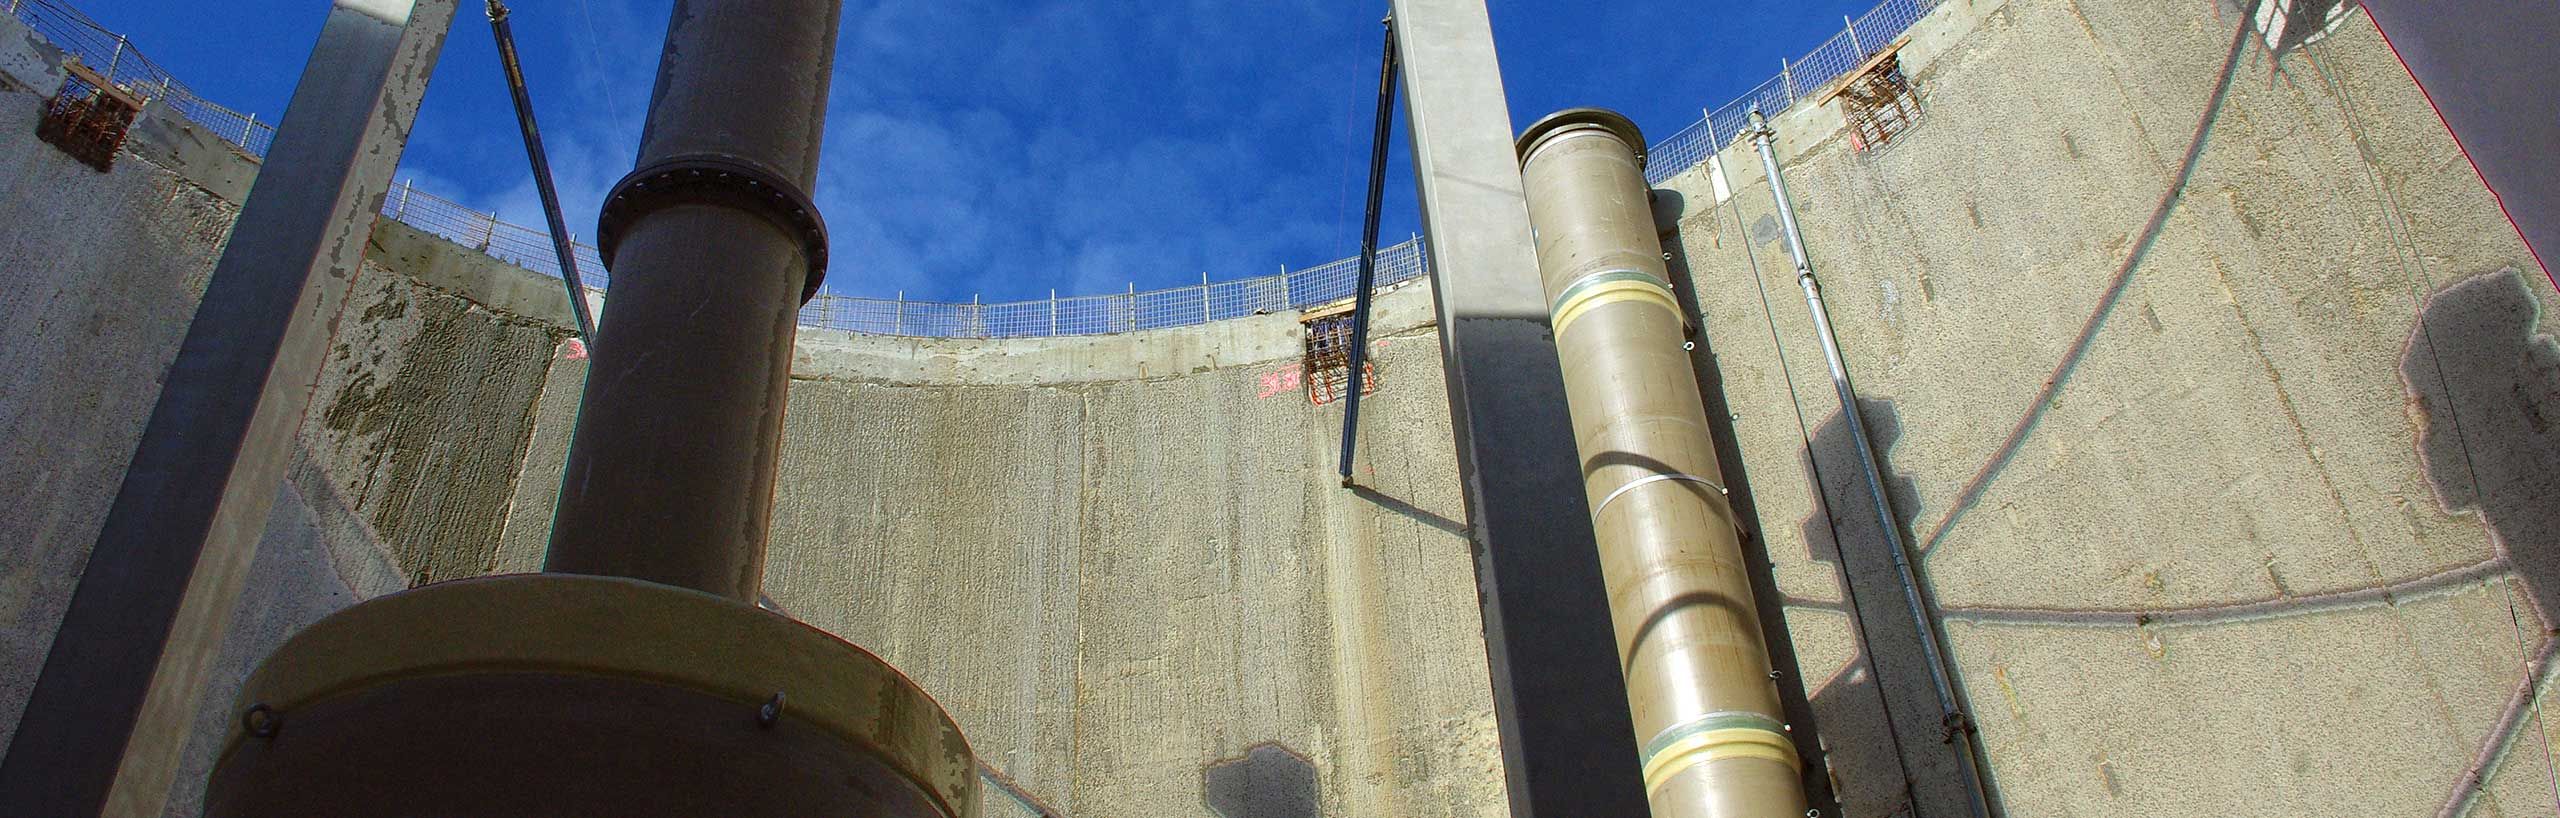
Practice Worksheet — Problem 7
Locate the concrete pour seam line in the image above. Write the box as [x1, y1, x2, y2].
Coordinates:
[1911, 3, 2263, 561]
[1590, 472, 1728, 519]
[2439, 639, 2560, 818]
[1937, 557, 2510, 629]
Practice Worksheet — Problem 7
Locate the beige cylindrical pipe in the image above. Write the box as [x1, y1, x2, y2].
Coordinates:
[1516, 108, 1807, 818]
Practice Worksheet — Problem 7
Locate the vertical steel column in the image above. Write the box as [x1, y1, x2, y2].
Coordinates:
[1517, 108, 1807, 818]
[542, 0, 841, 602]
[1389, 1, 1650, 814]
[0, 3, 456, 815]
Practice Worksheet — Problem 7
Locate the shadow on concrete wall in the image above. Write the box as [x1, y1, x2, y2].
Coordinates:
[2402, 269, 2560, 818]
[1662, 224, 1848, 818]
[1794, 398, 1994, 818]
[2404, 269, 2560, 628]
[1202, 742, 1318, 818]
[1348, 485, 1468, 537]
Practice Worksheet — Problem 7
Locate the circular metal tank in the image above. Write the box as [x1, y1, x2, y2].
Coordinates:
[203, 574, 978, 817]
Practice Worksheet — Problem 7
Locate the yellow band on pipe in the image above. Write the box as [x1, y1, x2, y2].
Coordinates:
[1551, 278, 1680, 337]
[1640, 726, 1801, 794]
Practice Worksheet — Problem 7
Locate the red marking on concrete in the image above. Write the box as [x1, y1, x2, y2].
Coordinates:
[561, 338, 588, 360]
[1257, 367, 1303, 399]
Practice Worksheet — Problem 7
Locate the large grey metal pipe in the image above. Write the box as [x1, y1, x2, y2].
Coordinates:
[1517, 108, 1807, 818]
[203, 4, 977, 815]
[542, 0, 842, 601]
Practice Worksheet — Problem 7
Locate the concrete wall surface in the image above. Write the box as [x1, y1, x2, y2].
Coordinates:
[0, 20, 576, 813]
[1657, 1, 2560, 816]
[496, 284, 1514, 818]
[11, 0, 2558, 816]
[0, 20, 1510, 810]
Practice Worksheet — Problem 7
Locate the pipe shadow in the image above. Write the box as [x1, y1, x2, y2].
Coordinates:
[1347, 485, 1468, 537]
[1798, 398, 1999, 818]
[1658, 228, 1846, 818]
[2403, 270, 2560, 815]
[1202, 742, 1318, 818]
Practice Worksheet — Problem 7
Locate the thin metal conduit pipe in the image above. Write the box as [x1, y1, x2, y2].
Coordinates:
[1746, 108, 1994, 818]
[485, 0, 598, 344]
[1517, 108, 1807, 818]
[1338, 15, 1396, 486]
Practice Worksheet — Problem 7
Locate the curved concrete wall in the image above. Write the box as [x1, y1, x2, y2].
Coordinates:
[495, 281, 1509, 818]
[7, 1, 2556, 816]
[1655, 1, 2559, 816]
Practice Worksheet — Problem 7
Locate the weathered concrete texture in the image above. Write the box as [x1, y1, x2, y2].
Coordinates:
[0, 47, 235, 753]
[1660, 0, 2559, 815]
[159, 457, 408, 818]
[0, 24, 574, 809]
[468, 283, 1512, 818]
[301, 240, 564, 586]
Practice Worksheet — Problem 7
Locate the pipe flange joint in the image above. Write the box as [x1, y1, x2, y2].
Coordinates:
[1516, 107, 1648, 170]
[595, 153, 831, 304]
[1638, 711, 1801, 794]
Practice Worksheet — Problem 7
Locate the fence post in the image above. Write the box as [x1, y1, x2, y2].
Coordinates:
[478, 210, 499, 251]
[894, 290, 904, 335]
[1846, 14, 1863, 56]
[1202, 272, 1212, 323]
[1049, 289, 1058, 334]
[1780, 58, 1795, 103]
[1279, 265, 1293, 309]
[393, 179, 412, 220]
[105, 35, 126, 84]
[1126, 282, 1138, 332]
[972, 294, 984, 338]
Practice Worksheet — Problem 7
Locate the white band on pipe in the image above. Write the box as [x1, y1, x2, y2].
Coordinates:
[1591, 472, 1727, 518]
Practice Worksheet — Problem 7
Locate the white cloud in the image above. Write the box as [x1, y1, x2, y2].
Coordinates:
[412, 0, 1394, 305]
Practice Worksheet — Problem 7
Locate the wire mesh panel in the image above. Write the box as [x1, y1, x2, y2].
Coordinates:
[6, 0, 273, 158]
[1661, 0, 1945, 183]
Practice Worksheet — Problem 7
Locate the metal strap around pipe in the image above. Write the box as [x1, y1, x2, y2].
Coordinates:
[1591, 472, 1728, 519]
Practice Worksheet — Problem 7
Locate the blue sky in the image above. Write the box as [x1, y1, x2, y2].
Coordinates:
[83, 0, 1876, 302]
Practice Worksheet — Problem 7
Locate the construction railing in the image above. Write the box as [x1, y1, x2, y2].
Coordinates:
[10, 0, 1942, 337]
[1645, 0, 1940, 184]
[6, 0, 276, 156]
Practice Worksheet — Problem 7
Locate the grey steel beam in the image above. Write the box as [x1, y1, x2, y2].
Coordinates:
[1387, 1, 1651, 814]
[0, 2, 456, 816]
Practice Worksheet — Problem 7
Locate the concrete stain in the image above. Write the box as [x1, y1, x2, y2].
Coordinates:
[317, 287, 552, 585]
